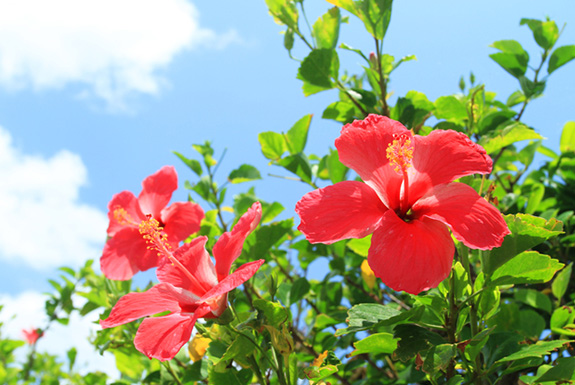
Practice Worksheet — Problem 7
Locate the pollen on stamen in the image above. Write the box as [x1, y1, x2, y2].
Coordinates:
[386, 134, 414, 174]
[139, 216, 172, 258]
[113, 207, 134, 226]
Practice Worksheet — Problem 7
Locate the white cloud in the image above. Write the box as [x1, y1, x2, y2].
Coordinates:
[0, 126, 108, 269]
[0, 0, 238, 109]
[0, 291, 118, 378]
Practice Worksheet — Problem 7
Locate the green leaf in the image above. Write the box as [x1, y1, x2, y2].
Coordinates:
[244, 219, 293, 260]
[422, 344, 457, 374]
[351, 332, 398, 356]
[285, 114, 312, 154]
[548, 45, 575, 74]
[228, 164, 261, 184]
[253, 298, 290, 327]
[330, 0, 392, 40]
[265, 0, 298, 29]
[489, 40, 529, 78]
[519, 75, 545, 99]
[173, 151, 202, 176]
[496, 340, 570, 363]
[552, 263, 572, 301]
[434, 95, 467, 122]
[322, 101, 357, 124]
[518, 309, 546, 339]
[326, 148, 347, 183]
[297, 49, 339, 93]
[113, 350, 145, 378]
[215, 335, 256, 370]
[489, 251, 564, 287]
[392, 91, 434, 129]
[336, 303, 414, 336]
[482, 213, 563, 276]
[289, 277, 310, 304]
[283, 28, 294, 53]
[535, 357, 575, 382]
[506, 90, 526, 107]
[258, 131, 287, 161]
[313, 7, 340, 49]
[347, 235, 372, 257]
[513, 289, 552, 313]
[208, 367, 252, 385]
[67, 347, 77, 372]
[476, 109, 516, 135]
[525, 183, 545, 214]
[275, 153, 312, 183]
[520, 18, 559, 51]
[392, 324, 444, 362]
[480, 122, 542, 154]
[560, 121, 575, 153]
[550, 306, 575, 336]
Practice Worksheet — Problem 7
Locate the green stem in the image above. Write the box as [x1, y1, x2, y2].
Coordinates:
[374, 37, 390, 116]
[162, 361, 183, 385]
[247, 355, 268, 385]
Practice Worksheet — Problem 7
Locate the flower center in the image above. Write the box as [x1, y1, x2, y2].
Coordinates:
[139, 216, 210, 293]
[386, 134, 413, 217]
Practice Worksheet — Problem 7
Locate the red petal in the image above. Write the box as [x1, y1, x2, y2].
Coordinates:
[106, 191, 144, 236]
[213, 202, 262, 281]
[412, 182, 510, 249]
[138, 166, 178, 219]
[134, 310, 203, 361]
[201, 259, 265, 304]
[100, 228, 149, 280]
[368, 211, 455, 294]
[408, 130, 492, 203]
[296, 181, 387, 244]
[335, 115, 408, 210]
[156, 237, 218, 297]
[161, 201, 205, 243]
[100, 283, 199, 329]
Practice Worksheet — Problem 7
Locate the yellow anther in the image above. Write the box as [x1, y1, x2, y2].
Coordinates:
[386, 134, 413, 174]
[139, 216, 172, 257]
[113, 207, 136, 226]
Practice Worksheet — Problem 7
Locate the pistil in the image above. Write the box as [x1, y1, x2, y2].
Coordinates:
[386, 134, 413, 217]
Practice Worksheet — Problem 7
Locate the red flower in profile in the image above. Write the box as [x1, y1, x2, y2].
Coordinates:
[22, 328, 43, 345]
[296, 115, 510, 295]
[100, 202, 264, 361]
[101, 166, 205, 280]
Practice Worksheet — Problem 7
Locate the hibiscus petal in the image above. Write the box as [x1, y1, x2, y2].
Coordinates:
[408, 130, 492, 203]
[213, 202, 262, 281]
[296, 181, 387, 244]
[100, 228, 150, 280]
[138, 166, 178, 219]
[412, 182, 510, 250]
[335, 114, 407, 210]
[100, 283, 199, 329]
[368, 211, 455, 295]
[106, 191, 144, 236]
[201, 259, 265, 303]
[161, 201, 205, 243]
[134, 309, 207, 361]
[156, 237, 218, 297]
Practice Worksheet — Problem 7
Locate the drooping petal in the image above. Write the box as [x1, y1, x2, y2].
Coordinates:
[106, 191, 144, 236]
[368, 211, 455, 295]
[100, 228, 149, 280]
[412, 182, 510, 250]
[335, 115, 408, 210]
[156, 237, 218, 297]
[296, 181, 387, 244]
[408, 130, 492, 203]
[134, 307, 210, 361]
[161, 201, 205, 243]
[201, 259, 265, 304]
[100, 283, 199, 329]
[213, 202, 262, 281]
[138, 166, 178, 219]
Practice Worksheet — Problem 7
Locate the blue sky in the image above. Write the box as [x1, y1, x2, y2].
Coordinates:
[0, 0, 573, 375]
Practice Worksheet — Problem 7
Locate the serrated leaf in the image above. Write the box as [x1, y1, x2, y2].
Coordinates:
[336, 303, 413, 336]
[258, 131, 287, 161]
[285, 114, 312, 154]
[520, 18, 559, 51]
[228, 164, 261, 184]
[482, 213, 563, 276]
[393, 324, 444, 362]
[489, 251, 564, 287]
[481, 122, 542, 154]
[313, 7, 340, 49]
[489, 40, 529, 78]
[548, 45, 575, 74]
[423, 344, 456, 374]
[351, 332, 398, 356]
[496, 340, 570, 363]
[552, 263, 572, 301]
[297, 48, 339, 92]
[560, 121, 575, 153]
[253, 299, 290, 327]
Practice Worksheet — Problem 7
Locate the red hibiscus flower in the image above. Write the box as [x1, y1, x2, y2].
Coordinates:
[296, 115, 510, 295]
[101, 166, 205, 280]
[22, 328, 43, 345]
[100, 202, 264, 361]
